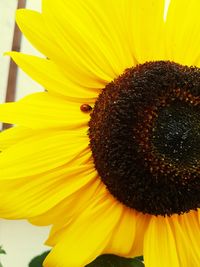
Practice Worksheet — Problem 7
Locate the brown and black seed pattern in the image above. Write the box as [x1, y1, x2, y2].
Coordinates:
[89, 61, 200, 216]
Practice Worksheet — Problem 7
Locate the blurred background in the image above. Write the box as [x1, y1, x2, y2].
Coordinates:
[0, 1, 50, 266]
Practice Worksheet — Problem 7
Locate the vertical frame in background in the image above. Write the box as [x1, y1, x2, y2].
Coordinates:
[3, 0, 26, 130]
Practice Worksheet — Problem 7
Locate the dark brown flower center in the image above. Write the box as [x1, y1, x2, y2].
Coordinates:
[89, 61, 200, 216]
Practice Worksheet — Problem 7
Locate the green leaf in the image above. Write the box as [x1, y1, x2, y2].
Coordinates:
[0, 246, 6, 255]
[28, 252, 144, 267]
[85, 254, 145, 267]
[129, 259, 145, 267]
[134, 256, 144, 262]
[28, 251, 50, 267]
[0, 246, 6, 267]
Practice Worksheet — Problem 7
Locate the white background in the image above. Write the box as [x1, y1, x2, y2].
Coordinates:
[0, 1, 50, 267]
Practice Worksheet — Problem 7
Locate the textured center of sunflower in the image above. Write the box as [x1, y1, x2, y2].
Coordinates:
[152, 101, 200, 167]
[89, 61, 200, 216]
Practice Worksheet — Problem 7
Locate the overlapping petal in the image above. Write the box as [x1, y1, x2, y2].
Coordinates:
[0, 129, 93, 218]
[29, 177, 102, 226]
[131, 212, 151, 257]
[16, 1, 137, 91]
[105, 208, 137, 257]
[0, 92, 90, 129]
[169, 211, 200, 267]
[144, 216, 180, 267]
[42, 0, 136, 83]
[165, 0, 200, 66]
[129, 0, 166, 63]
[0, 126, 35, 151]
[44, 188, 123, 267]
[0, 129, 89, 179]
[178, 211, 200, 266]
[7, 52, 99, 101]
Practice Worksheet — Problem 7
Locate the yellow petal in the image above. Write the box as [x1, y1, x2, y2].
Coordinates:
[131, 212, 151, 257]
[165, 0, 200, 66]
[129, 0, 166, 63]
[105, 207, 137, 257]
[42, 0, 136, 85]
[0, 92, 90, 129]
[0, 126, 34, 151]
[144, 216, 180, 267]
[16, 9, 63, 62]
[0, 129, 89, 179]
[0, 134, 95, 219]
[198, 209, 200, 225]
[6, 52, 98, 101]
[178, 210, 200, 266]
[169, 211, 200, 267]
[44, 188, 123, 267]
[45, 179, 106, 244]
[29, 177, 102, 227]
[0, 164, 96, 219]
[16, 8, 107, 89]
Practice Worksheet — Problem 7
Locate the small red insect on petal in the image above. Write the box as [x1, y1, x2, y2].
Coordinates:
[80, 104, 92, 113]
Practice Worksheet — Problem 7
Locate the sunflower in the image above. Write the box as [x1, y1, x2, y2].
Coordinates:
[0, 0, 200, 266]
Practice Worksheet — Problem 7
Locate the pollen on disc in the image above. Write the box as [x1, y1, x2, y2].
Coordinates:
[89, 61, 200, 216]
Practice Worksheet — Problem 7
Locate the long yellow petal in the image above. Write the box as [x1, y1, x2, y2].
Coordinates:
[178, 211, 200, 266]
[131, 212, 151, 257]
[198, 209, 200, 225]
[29, 177, 102, 227]
[6, 52, 99, 101]
[44, 188, 123, 267]
[129, 0, 166, 63]
[0, 140, 97, 219]
[45, 179, 105, 244]
[165, 0, 200, 66]
[144, 216, 180, 267]
[0, 129, 89, 179]
[169, 211, 200, 267]
[16, 9, 63, 61]
[0, 164, 96, 219]
[16, 8, 108, 89]
[0, 92, 90, 129]
[105, 207, 137, 257]
[0, 126, 35, 151]
[42, 0, 136, 84]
